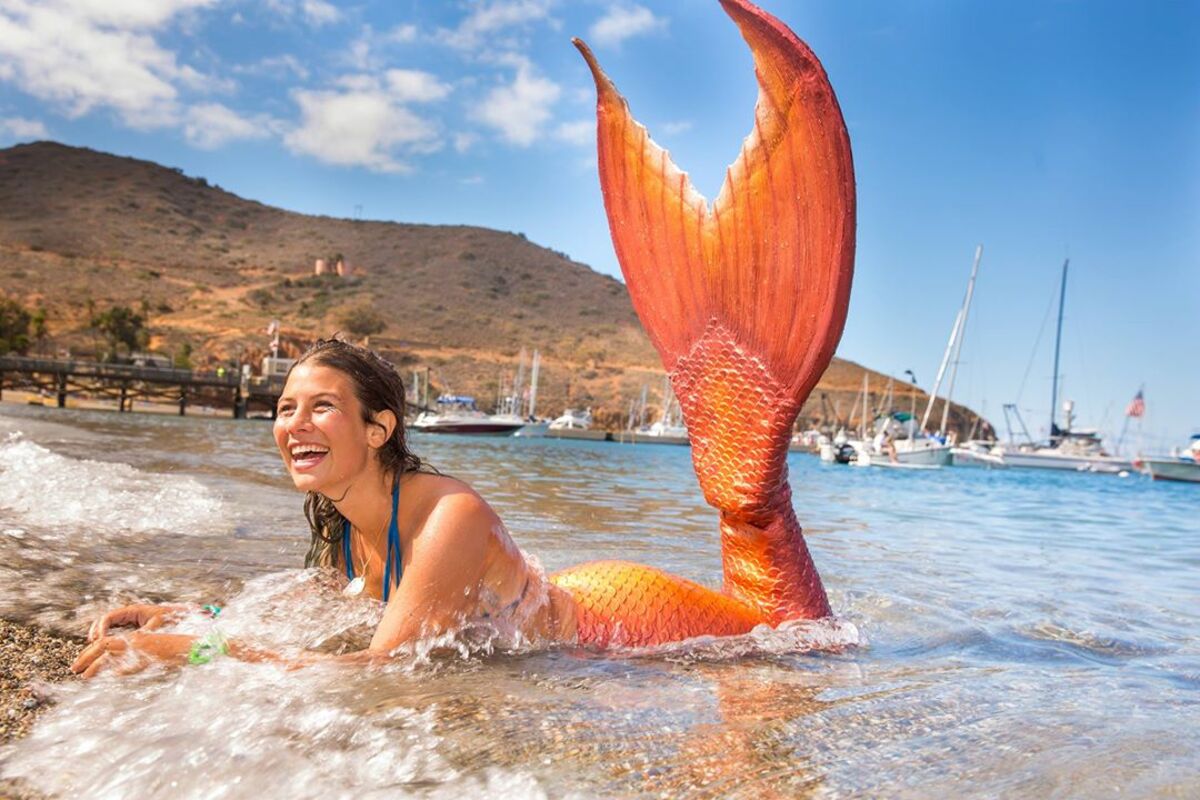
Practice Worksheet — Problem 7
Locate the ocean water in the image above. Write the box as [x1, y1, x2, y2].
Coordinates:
[0, 404, 1196, 799]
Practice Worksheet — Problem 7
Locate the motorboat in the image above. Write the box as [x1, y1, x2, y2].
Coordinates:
[997, 404, 1133, 474]
[950, 440, 1007, 468]
[410, 395, 526, 436]
[1138, 435, 1200, 483]
[546, 408, 609, 441]
[818, 429, 859, 464]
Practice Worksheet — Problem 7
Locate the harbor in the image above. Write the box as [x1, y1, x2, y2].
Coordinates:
[0, 403, 1196, 797]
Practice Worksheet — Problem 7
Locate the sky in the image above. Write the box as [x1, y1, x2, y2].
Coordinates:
[0, 0, 1196, 451]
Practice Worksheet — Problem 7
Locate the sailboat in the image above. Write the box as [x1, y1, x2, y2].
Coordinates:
[626, 375, 690, 445]
[992, 260, 1133, 473]
[854, 245, 983, 468]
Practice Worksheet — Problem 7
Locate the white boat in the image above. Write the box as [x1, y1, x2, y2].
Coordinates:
[996, 260, 1131, 475]
[411, 395, 526, 436]
[887, 433, 953, 466]
[497, 348, 549, 437]
[546, 408, 609, 441]
[622, 376, 690, 445]
[856, 245, 981, 470]
[852, 451, 942, 470]
[951, 440, 1007, 468]
[1138, 435, 1200, 483]
[996, 425, 1133, 473]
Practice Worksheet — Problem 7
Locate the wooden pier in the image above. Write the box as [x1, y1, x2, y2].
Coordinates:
[0, 356, 286, 418]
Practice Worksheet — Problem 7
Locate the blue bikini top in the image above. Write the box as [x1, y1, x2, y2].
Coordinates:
[341, 479, 403, 602]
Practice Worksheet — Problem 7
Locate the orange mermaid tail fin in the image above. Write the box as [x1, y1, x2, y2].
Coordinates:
[574, 0, 854, 622]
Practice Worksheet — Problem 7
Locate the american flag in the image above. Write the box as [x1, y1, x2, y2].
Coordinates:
[1125, 389, 1145, 418]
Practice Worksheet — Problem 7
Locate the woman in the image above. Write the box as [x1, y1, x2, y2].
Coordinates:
[73, 340, 577, 677]
[75, 4, 854, 674]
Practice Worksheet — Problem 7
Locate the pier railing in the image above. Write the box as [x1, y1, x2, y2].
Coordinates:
[0, 356, 285, 418]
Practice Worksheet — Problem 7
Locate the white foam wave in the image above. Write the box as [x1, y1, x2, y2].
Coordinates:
[1, 663, 463, 799]
[622, 616, 864, 662]
[0, 434, 222, 535]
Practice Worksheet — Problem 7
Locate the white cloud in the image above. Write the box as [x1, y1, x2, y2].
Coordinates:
[184, 103, 272, 149]
[284, 74, 448, 173]
[0, 115, 48, 141]
[300, 0, 339, 26]
[459, 175, 484, 185]
[384, 69, 451, 103]
[474, 60, 560, 146]
[660, 119, 692, 136]
[53, 0, 215, 29]
[436, 0, 554, 51]
[234, 54, 310, 81]
[387, 24, 417, 43]
[0, 0, 221, 128]
[453, 132, 477, 153]
[265, 0, 340, 28]
[554, 119, 591, 146]
[343, 23, 421, 71]
[588, 4, 666, 48]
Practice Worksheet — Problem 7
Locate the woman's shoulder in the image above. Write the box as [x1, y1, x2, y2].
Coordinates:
[400, 471, 498, 529]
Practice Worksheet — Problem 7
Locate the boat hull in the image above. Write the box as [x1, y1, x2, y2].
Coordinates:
[410, 421, 524, 436]
[1142, 458, 1200, 483]
[892, 444, 953, 467]
[547, 428, 610, 441]
[999, 450, 1132, 473]
[951, 447, 1007, 469]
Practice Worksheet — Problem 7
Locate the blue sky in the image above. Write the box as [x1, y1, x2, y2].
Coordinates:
[0, 1, 1196, 451]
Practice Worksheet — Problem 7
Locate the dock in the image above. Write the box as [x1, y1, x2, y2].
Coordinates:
[0, 356, 285, 418]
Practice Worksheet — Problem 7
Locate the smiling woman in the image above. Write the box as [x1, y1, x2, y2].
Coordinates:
[74, 338, 577, 677]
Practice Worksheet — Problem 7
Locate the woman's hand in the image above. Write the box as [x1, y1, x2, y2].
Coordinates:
[87, 604, 192, 641]
[71, 632, 196, 678]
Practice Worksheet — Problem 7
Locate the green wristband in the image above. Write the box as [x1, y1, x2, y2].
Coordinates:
[187, 630, 229, 665]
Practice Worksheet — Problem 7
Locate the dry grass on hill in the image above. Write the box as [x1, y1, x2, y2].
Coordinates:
[0, 141, 986, 435]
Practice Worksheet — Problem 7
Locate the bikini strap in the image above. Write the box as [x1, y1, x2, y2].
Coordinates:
[341, 478, 403, 602]
[341, 518, 354, 581]
[382, 478, 402, 603]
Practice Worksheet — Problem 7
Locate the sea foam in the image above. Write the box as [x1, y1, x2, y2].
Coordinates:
[0, 433, 222, 535]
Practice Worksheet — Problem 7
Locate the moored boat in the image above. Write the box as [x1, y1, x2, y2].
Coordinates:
[1139, 435, 1200, 483]
[411, 395, 526, 436]
[546, 408, 609, 441]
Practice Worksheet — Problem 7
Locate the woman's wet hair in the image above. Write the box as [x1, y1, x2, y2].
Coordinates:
[288, 337, 433, 569]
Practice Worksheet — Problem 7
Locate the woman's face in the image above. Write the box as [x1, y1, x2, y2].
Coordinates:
[273, 362, 378, 495]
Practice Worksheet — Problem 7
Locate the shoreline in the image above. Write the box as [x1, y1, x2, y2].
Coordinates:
[0, 618, 82, 745]
[0, 389, 235, 418]
[0, 619, 81, 799]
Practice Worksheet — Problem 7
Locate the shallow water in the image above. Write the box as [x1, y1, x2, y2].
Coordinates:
[0, 404, 1196, 798]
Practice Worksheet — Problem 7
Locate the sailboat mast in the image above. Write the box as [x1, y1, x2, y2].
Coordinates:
[527, 350, 540, 419]
[939, 244, 984, 437]
[1049, 258, 1070, 440]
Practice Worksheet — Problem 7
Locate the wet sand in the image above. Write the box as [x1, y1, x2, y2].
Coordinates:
[0, 619, 81, 800]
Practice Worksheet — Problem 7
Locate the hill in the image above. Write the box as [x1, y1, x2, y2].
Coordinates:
[0, 141, 988, 436]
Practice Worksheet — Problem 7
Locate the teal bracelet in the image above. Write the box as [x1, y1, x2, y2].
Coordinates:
[187, 630, 229, 665]
[201, 604, 222, 618]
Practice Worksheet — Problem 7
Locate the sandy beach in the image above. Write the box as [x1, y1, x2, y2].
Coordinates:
[0, 620, 81, 799]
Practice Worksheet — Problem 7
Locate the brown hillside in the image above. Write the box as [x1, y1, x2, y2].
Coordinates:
[0, 141, 988, 436]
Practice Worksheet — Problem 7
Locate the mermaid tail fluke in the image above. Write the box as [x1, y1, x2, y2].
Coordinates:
[554, 0, 855, 645]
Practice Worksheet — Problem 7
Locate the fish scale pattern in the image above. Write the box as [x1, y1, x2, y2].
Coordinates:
[549, 560, 765, 648]
[554, 0, 851, 647]
[671, 320, 796, 519]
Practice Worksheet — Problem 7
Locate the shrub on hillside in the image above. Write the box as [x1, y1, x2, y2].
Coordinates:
[0, 298, 32, 355]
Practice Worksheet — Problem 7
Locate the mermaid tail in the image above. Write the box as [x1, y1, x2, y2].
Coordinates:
[551, 0, 855, 647]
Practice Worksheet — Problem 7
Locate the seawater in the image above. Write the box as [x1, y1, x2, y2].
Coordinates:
[0, 404, 1196, 799]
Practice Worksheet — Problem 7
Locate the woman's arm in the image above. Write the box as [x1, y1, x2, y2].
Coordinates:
[368, 489, 498, 653]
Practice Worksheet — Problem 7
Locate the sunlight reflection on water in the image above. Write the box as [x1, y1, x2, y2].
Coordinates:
[0, 405, 1196, 798]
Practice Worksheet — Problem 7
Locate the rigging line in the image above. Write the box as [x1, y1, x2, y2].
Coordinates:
[1015, 276, 1059, 408]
